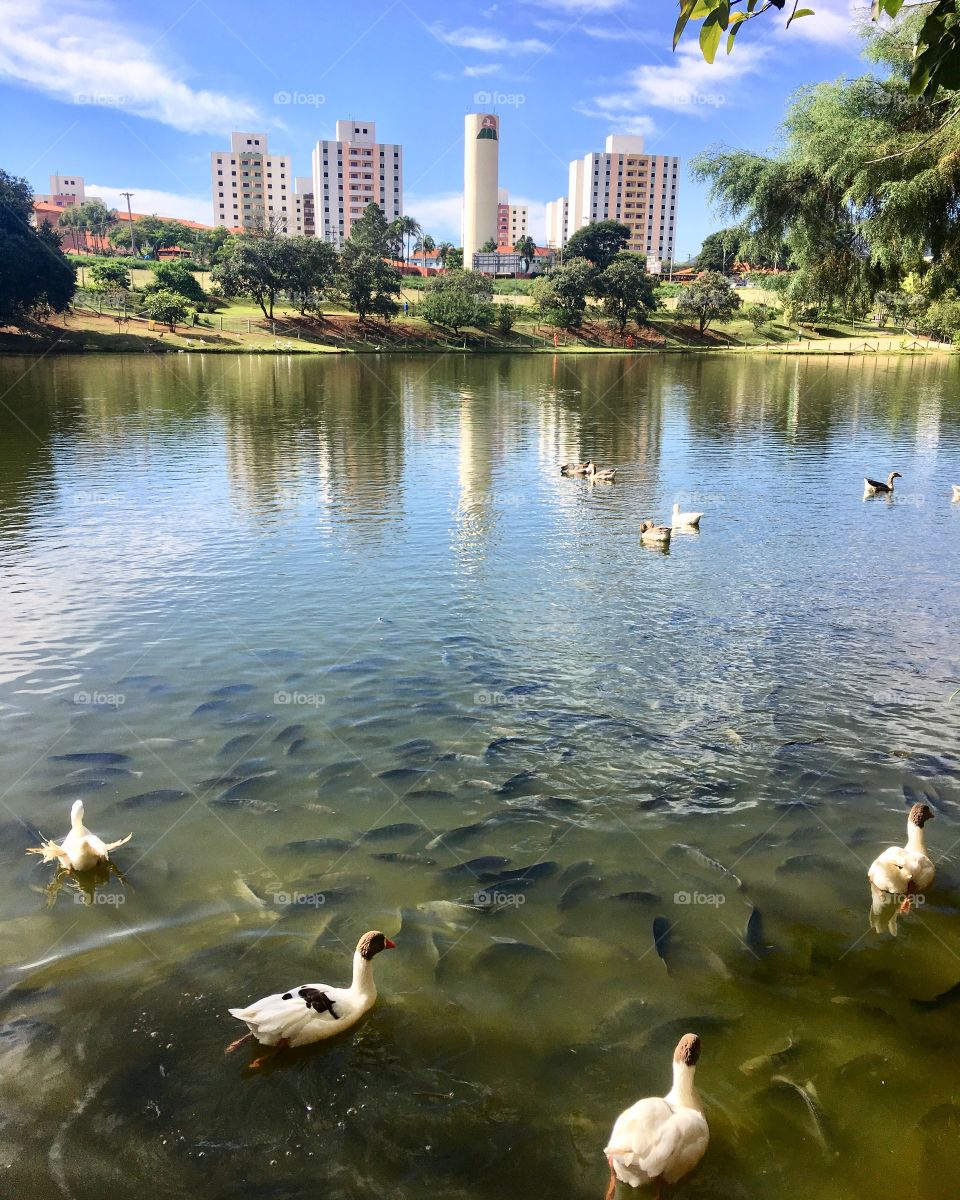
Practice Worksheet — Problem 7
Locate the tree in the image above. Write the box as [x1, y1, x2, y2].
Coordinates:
[514, 235, 537, 273]
[919, 289, 960, 340]
[142, 288, 189, 329]
[88, 259, 131, 290]
[479, 238, 498, 253]
[211, 234, 289, 319]
[446, 247, 464, 269]
[418, 269, 495, 333]
[282, 237, 337, 314]
[417, 233, 436, 273]
[57, 208, 85, 254]
[0, 171, 76, 325]
[335, 206, 401, 321]
[595, 252, 659, 334]
[743, 302, 774, 334]
[676, 271, 742, 334]
[391, 215, 421, 263]
[148, 260, 206, 305]
[564, 220, 631, 270]
[435, 242, 455, 269]
[674, 0, 960, 101]
[532, 257, 596, 328]
[696, 228, 743, 274]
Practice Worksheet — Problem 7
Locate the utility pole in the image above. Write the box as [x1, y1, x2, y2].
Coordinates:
[120, 192, 139, 259]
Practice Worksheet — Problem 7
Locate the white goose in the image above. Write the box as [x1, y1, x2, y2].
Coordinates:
[226, 930, 395, 1068]
[951, 484, 960, 502]
[868, 802, 935, 915]
[27, 800, 132, 872]
[671, 502, 703, 529]
[604, 1033, 709, 1199]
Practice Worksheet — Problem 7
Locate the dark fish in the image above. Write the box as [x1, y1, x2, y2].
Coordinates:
[210, 796, 278, 814]
[196, 775, 243, 789]
[217, 712, 275, 728]
[220, 776, 276, 802]
[372, 852, 436, 865]
[611, 891, 661, 905]
[558, 877, 602, 910]
[440, 856, 511, 878]
[119, 789, 188, 808]
[911, 980, 960, 1011]
[776, 853, 838, 875]
[425, 823, 487, 850]
[378, 768, 426, 784]
[273, 724, 306, 743]
[359, 822, 423, 842]
[779, 737, 826, 749]
[118, 674, 164, 686]
[286, 738, 309, 755]
[49, 779, 109, 795]
[472, 879, 536, 903]
[478, 862, 559, 884]
[745, 906, 765, 952]
[318, 758, 363, 779]
[560, 860, 596, 885]
[474, 941, 554, 966]
[766, 1077, 833, 1154]
[219, 734, 258, 758]
[496, 770, 538, 797]
[282, 838, 353, 853]
[673, 843, 743, 889]
[67, 765, 136, 780]
[211, 683, 256, 696]
[406, 789, 454, 803]
[393, 738, 436, 759]
[50, 752, 131, 765]
[740, 1036, 798, 1075]
[485, 736, 529, 757]
[652, 916, 672, 966]
[191, 700, 233, 716]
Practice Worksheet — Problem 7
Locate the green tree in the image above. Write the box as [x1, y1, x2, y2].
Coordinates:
[595, 251, 658, 334]
[416, 233, 436, 273]
[446, 247, 464, 269]
[1, 171, 76, 324]
[479, 238, 498, 253]
[57, 208, 85, 254]
[696, 228, 743, 274]
[418, 269, 495, 333]
[514, 235, 537, 273]
[564, 220, 631, 270]
[142, 288, 190, 329]
[283, 237, 337, 314]
[743, 302, 774, 334]
[88, 259, 131, 290]
[391, 215, 421, 263]
[532, 257, 596, 328]
[211, 234, 289, 319]
[435, 241, 455, 269]
[148, 260, 206, 305]
[676, 270, 742, 334]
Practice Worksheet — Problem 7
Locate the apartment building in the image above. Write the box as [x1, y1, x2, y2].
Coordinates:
[310, 120, 403, 245]
[545, 196, 567, 249]
[292, 176, 315, 237]
[496, 189, 528, 247]
[562, 135, 679, 261]
[33, 174, 90, 209]
[211, 132, 294, 232]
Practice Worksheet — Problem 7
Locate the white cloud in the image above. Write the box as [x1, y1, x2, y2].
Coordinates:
[0, 0, 260, 134]
[464, 63, 502, 77]
[505, 194, 547, 244]
[404, 191, 463, 244]
[521, 0, 625, 11]
[432, 26, 551, 55]
[88, 184, 213, 225]
[587, 42, 765, 119]
[779, 0, 860, 45]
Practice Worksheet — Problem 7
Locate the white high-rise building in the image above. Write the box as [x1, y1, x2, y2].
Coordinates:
[545, 196, 568, 249]
[292, 176, 315, 237]
[561, 135, 679, 261]
[311, 120, 403, 246]
[211, 132, 293, 232]
[497, 188, 528, 247]
[463, 113, 499, 266]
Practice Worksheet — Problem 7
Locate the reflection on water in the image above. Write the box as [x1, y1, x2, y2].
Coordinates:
[0, 352, 959, 1200]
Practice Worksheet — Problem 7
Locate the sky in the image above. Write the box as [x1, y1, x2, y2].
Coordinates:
[0, 0, 870, 256]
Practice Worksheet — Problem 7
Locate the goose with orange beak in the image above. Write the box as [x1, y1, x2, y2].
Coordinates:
[227, 930, 395, 1067]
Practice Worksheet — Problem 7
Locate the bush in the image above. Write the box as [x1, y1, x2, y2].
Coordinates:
[142, 288, 190, 329]
[147, 261, 207, 305]
[89, 259, 131, 290]
[495, 304, 518, 335]
[419, 270, 495, 334]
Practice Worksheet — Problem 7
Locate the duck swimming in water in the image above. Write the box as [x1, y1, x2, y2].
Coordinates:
[863, 470, 901, 498]
[585, 461, 617, 482]
[27, 800, 132, 872]
[640, 520, 672, 547]
[560, 461, 590, 476]
[868, 802, 935, 918]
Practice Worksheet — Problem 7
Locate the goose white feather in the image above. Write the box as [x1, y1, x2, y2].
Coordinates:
[952, 484, 960, 502]
[227, 930, 394, 1052]
[640, 520, 671, 547]
[867, 803, 935, 905]
[672, 502, 703, 529]
[27, 800, 132, 872]
[605, 1033, 709, 1194]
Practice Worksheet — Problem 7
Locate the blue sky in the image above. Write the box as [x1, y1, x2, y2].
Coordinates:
[0, 0, 868, 255]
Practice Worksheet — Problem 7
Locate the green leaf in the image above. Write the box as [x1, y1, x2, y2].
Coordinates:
[699, 4, 729, 63]
[726, 11, 748, 52]
[786, 7, 815, 27]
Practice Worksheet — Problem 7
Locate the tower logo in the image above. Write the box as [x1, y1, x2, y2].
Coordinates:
[477, 115, 498, 140]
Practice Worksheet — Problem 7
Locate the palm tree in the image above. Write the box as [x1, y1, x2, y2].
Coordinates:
[435, 241, 454, 270]
[514, 235, 537, 275]
[419, 233, 436, 273]
[58, 209, 82, 253]
[394, 215, 421, 264]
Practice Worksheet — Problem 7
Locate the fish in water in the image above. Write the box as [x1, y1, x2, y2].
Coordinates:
[558, 877, 602, 910]
[672, 843, 743, 890]
[496, 770, 537, 797]
[911, 980, 960, 1011]
[196, 775, 243, 789]
[219, 776, 276, 802]
[378, 767, 426, 784]
[485, 736, 529, 757]
[652, 916, 672, 967]
[118, 789, 188, 809]
[211, 683, 257, 697]
[286, 738, 309, 755]
[358, 822, 423, 842]
[273, 724, 306, 743]
[425, 823, 488, 851]
[371, 852, 436, 866]
[192, 700, 233, 716]
[67, 765, 137, 780]
[392, 738, 436, 760]
[611, 890, 661, 905]
[740, 1036, 799, 1075]
[478, 862, 559, 884]
[219, 734, 258, 758]
[440, 856, 511, 878]
[765, 1077, 833, 1155]
[281, 838, 353, 853]
[49, 780, 110, 795]
[745, 906, 765, 953]
[49, 752, 131, 765]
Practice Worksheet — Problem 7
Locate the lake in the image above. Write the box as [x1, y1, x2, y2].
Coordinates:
[0, 351, 958, 1200]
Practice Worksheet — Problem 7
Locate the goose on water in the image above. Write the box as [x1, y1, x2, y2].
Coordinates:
[586, 461, 617, 482]
[671, 502, 703, 529]
[26, 800, 132, 872]
[640, 520, 672, 547]
[868, 802, 935, 921]
[560, 461, 590, 476]
[863, 470, 901, 498]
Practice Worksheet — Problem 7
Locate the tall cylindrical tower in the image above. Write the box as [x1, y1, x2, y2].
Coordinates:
[462, 113, 499, 269]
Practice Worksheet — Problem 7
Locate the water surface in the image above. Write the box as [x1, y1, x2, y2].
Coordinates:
[1, 352, 959, 1199]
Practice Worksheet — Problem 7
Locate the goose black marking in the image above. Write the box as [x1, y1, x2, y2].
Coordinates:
[297, 987, 339, 1018]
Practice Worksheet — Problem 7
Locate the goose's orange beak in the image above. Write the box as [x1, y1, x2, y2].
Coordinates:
[384, 938, 397, 949]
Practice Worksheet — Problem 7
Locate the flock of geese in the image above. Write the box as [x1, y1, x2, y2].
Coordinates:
[26, 778, 942, 1194]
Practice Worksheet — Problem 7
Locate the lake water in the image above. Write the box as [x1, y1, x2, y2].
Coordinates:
[0, 352, 958, 1200]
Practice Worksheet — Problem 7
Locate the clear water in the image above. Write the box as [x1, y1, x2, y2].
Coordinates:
[0, 352, 958, 1200]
